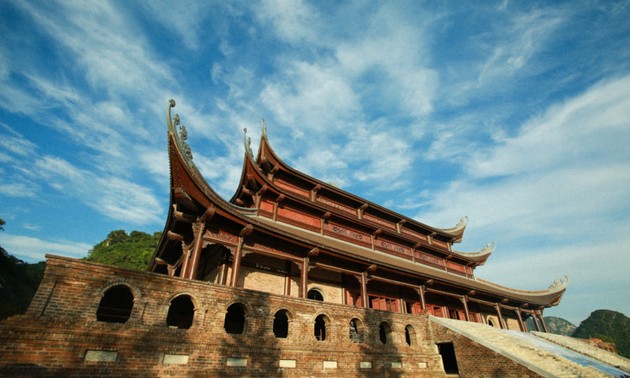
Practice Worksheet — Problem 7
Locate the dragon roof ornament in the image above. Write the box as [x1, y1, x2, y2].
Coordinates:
[261, 117, 267, 139]
[481, 241, 496, 253]
[167, 99, 193, 162]
[549, 275, 569, 290]
[243, 128, 254, 159]
[455, 216, 468, 229]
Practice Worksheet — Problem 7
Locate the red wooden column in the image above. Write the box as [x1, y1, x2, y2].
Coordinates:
[515, 309, 526, 332]
[531, 311, 542, 332]
[230, 224, 253, 287]
[495, 303, 506, 329]
[186, 207, 215, 279]
[300, 257, 309, 298]
[284, 260, 292, 296]
[360, 272, 368, 308]
[417, 285, 426, 310]
[538, 309, 549, 333]
[461, 296, 470, 321]
[230, 239, 243, 287]
[186, 221, 205, 279]
[218, 248, 229, 285]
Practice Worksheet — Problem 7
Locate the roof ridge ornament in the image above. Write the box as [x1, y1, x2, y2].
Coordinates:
[456, 216, 468, 229]
[261, 117, 267, 139]
[167, 99, 193, 162]
[549, 275, 569, 290]
[243, 128, 254, 159]
[481, 241, 496, 253]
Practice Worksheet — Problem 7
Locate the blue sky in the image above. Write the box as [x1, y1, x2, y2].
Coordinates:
[1, 1, 628, 325]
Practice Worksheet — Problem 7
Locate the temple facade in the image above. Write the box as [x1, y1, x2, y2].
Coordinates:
[0, 100, 571, 377]
[150, 99, 567, 334]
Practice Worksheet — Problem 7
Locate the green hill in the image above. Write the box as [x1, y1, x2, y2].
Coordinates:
[573, 309, 630, 358]
[84, 230, 161, 271]
[0, 229, 160, 320]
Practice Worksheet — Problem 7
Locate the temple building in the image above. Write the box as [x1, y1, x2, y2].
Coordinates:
[7, 99, 617, 378]
[150, 99, 567, 333]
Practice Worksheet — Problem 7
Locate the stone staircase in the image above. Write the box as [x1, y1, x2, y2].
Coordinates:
[532, 332, 630, 374]
[431, 316, 629, 377]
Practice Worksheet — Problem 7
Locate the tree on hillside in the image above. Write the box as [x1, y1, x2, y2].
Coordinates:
[573, 309, 630, 358]
[85, 230, 161, 271]
[0, 219, 46, 320]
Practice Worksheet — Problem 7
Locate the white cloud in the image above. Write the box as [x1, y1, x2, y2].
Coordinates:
[0, 234, 91, 262]
[261, 61, 361, 134]
[0, 182, 37, 198]
[30, 155, 163, 225]
[140, 1, 212, 50]
[470, 76, 630, 178]
[255, 0, 320, 45]
[417, 75, 630, 322]
[477, 5, 566, 85]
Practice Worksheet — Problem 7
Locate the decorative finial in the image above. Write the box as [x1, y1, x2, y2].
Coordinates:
[167, 99, 177, 131]
[243, 128, 254, 158]
[261, 117, 267, 138]
[549, 275, 569, 289]
[456, 216, 468, 228]
[167, 99, 193, 161]
[481, 241, 496, 253]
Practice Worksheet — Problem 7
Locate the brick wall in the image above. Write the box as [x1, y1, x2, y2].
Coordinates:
[0, 255, 544, 377]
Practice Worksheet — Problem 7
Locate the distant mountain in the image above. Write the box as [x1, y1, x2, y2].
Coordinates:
[547, 316, 577, 336]
[526, 316, 576, 336]
[573, 309, 630, 359]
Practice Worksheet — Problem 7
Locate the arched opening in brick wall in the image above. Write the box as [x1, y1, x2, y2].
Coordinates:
[349, 318, 363, 343]
[166, 295, 195, 329]
[224, 303, 246, 334]
[273, 309, 289, 338]
[314, 314, 329, 341]
[96, 284, 134, 323]
[404, 324, 416, 346]
[307, 288, 324, 301]
[379, 321, 391, 345]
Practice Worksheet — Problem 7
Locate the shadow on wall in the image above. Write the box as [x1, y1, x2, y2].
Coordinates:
[357, 308, 404, 378]
[216, 289, 280, 377]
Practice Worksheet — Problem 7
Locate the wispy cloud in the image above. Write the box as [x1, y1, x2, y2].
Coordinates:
[0, 0, 628, 324]
[0, 234, 91, 262]
[31, 155, 163, 225]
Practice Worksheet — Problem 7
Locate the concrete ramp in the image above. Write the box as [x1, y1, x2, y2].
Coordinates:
[431, 316, 630, 377]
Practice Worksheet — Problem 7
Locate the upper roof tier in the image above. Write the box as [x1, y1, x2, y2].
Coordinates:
[156, 100, 568, 308]
[250, 123, 469, 243]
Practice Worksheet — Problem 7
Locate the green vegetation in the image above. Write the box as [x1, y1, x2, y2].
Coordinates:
[0, 246, 45, 320]
[0, 227, 160, 319]
[85, 230, 161, 271]
[573, 309, 630, 358]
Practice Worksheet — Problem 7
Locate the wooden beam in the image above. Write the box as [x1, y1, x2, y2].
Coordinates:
[239, 224, 253, 237]
[167, 231, 184, 241]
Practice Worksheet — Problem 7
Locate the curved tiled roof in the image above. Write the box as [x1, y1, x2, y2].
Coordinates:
[154, 99, 568, 308]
